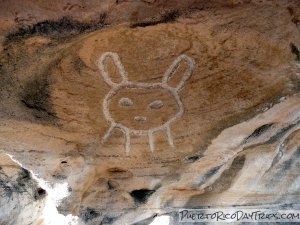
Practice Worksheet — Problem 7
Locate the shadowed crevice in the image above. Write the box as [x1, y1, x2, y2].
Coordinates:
[130, 189, 155, 204]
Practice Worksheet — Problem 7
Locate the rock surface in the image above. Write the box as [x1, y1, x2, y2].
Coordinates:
[0, 151, 46, 225]
[0, 0, 300, 224]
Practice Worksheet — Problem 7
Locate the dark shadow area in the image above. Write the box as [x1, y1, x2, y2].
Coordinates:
[130, 189, 155, 204]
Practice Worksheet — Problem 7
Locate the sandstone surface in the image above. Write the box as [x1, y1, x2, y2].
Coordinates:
[0, 0, 299, 224]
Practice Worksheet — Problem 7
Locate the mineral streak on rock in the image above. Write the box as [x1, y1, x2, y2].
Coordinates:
[0, 151, 46, 225]
[0, 0, 300, 225]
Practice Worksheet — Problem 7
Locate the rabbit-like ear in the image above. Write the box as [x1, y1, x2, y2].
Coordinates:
[162, 55, 195, 91]
[97, 52, 128, 87]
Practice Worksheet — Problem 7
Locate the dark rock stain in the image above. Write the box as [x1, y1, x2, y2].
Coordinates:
[107, 180, 119, 190]
[52, 174, 67, 180]
[13, 168, 34, 195]
[244, 121, 299, 151]
[16, 168, 31, 186]
[130, 10, 179, 28]
[280, 158, 293, 172]
[73, 56, 87, 73]
[20, 56, 64, 124]
[185, 157, 245, 207]
[197, 165, 223, 187]
[280, 147, 300, 173]
[267, 122, 298, 144]
[34, 187, 46, 200]
[100, 216, 116, 225]
[244, 123, 274, 142]
[205, 155, 246, 192]
[184, 154, 204, 163]
[107, 167, 132, 179]
[0, 167, 46, 201]
[81, 207, 100, 222]
[266, 147, 300, 189]
[21, 76, 56, 121]
[130, 189, 155, 204]
[290, 43, 300, 61]
[5, 15, 107, 43]
[107, 167, 127, 173]
[267, 129, 300, 171]
[287, 7, 300, 26]
[268, 143, 286, 170]
[0, 173, 14, 199]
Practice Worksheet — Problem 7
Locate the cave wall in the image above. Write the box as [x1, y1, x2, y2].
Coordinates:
[0, 0, 299, 224]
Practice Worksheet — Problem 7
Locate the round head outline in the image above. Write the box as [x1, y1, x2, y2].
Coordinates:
[98, 52, 195, 135]
[103, 83, 183, 133]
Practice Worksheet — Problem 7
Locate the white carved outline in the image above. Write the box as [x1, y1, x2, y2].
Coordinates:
[97, 52, 195, 155]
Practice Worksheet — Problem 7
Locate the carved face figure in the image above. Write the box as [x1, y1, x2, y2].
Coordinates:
[106, 84, 181, 131]
[98, 52, 195, 155]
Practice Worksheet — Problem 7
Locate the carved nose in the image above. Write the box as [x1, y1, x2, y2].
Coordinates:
[134, 116, 147, 123]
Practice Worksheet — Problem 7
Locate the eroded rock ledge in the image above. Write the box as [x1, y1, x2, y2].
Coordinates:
[0, 0, 300, 224]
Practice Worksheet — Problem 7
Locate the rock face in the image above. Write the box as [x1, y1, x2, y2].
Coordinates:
[0, 0, 300, 224]
[0, 151, 46, 225]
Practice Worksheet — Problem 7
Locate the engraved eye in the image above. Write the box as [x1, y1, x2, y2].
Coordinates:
[119, 97, 133, 107]
[148, 100, 163, 109]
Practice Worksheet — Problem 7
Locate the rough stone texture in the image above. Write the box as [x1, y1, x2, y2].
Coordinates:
[0, 151, 46, 225]
[0, 0, 300, 224]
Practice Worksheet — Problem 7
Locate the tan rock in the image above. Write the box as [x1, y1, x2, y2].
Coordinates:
[0, 0, 300, 224]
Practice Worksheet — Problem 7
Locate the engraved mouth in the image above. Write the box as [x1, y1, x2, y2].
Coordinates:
[134, 116, 147, 123]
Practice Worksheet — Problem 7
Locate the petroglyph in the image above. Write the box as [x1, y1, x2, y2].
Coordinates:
[97, 52, 195, 155]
